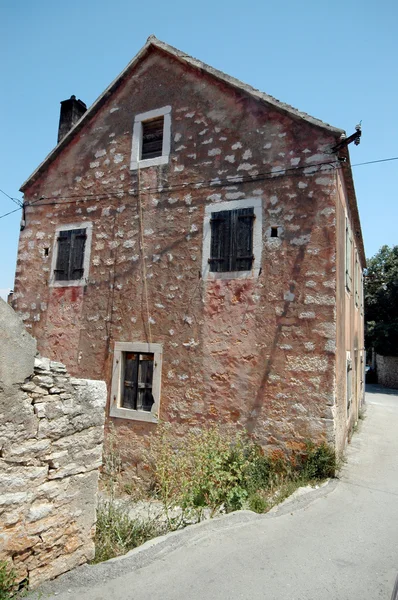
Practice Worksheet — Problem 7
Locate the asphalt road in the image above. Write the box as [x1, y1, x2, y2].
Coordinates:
[30, 385, 398, 600]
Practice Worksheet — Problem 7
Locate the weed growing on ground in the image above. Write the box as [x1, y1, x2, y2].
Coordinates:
[148, 425, 337, 518]
[0, 561, 16, 600]
[94, 425, 337, 562]
[93, 499, 166, 563]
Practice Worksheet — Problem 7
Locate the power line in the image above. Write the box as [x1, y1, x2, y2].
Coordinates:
[0, 153, 397, 222]
[350, 156, 398, 168]
[25, 158, 341, 205]
[0, 188, 23, 208]
[0, 207, 23, 219]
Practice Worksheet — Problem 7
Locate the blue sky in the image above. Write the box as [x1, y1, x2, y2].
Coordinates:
[0, 0, 397, 292]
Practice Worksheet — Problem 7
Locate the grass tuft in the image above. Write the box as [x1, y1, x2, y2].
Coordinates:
[0, 561, 16, 600]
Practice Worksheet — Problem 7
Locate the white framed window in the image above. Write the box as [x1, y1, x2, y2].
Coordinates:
[354, 252, 360, 308]
[346, 351, 352, 412]
[130, 106, 172, 170]
[49, 222, 92, 287]
[345, 217, 353, 293]
[110, 342, 162, 423]
[202, 198, 262, 280]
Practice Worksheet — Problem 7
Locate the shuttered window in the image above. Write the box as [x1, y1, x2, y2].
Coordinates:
[141, 117, 164, 160]
[209, 207, 255, 273]
[122, 352, 155, 412]
[54, 228, 87, 282]
[345, 218, 353, 292]
[347, 356, 353, 410]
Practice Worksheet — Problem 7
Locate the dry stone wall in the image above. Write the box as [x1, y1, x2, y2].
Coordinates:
[0, 299, 106, 589]
[376, 354, 398, 389]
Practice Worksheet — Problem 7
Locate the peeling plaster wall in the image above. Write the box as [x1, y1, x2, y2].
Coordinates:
[0, 300, 106, 588]
[14, 48, 345, 466]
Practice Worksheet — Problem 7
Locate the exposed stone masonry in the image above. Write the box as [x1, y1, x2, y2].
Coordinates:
[376, 355, 398, 390]
[0, 303, 106, 589]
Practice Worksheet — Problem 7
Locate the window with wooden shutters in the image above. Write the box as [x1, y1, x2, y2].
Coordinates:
[345, 218, 353, 292]
[141, 117, 164, 160]
[209, 207, 255, 273]
[130, 106, 171, 170]
[346, 353, 353, 410]
[54, 228, 87, 282]
[50, 222, 92, 288]
[110, 342, 162, 423]
[122, 352, 155, 412]
[202, 198, 262, 280]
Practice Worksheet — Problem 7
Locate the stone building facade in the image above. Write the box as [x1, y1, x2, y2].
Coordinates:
[12, 37, 365, 468]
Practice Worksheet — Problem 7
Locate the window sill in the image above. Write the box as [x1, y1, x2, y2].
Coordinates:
[130, 154, 169, 170]
[49, 278, 87, 288]
[203, 268, 261, 281]
[109, 404, 159, 423]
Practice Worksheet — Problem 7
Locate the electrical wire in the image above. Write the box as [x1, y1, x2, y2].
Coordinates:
[0, 154, 397, 221]
[0, 188, 23, 207]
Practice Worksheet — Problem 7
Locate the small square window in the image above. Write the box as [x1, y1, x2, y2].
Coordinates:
[110, 342, 162, 423]
[141, 117, 164, 160]
[50, 223, 92, 287]
[270, 227, 278, 238]
[130, 106, 171, 170]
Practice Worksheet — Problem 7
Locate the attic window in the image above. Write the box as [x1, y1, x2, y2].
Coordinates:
[141, 117, 164, 160]
[130, 106, 171, 170]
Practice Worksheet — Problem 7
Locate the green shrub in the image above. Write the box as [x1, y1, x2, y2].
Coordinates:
[0, 561, 16, 600]
[149, 424, 254, 520]
[300, 441, 336, 480]
[148, 425, 336, 523]
[93, 499, 164, 563]
[248, 492, 269, 513]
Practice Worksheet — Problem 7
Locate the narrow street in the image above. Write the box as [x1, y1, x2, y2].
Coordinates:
[31, 385, 398, 600]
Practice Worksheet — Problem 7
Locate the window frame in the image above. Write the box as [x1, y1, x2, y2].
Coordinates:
[346, 351, 353, 412]
[345, 217, 353, 293]
[354, 251, 360, 308]
[202, 197, 262, 280]
[49, 222, 92, 288]
[110, 342, 162, 423]
[130, 106, 172, 170]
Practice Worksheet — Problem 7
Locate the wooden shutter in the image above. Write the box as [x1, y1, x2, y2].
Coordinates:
[209, 207, 254, 272]
[69, 229, 87, 280]
[345, 219, 352, 291]
[209, 210, 230, 272]
[122, 353, 154, 412]
[141, 118, 164, 160]
[122, 353, 139, 409]
[137, 354, 154, 411]
[234, 208, 255, 271]
[54, 231, 72, 281]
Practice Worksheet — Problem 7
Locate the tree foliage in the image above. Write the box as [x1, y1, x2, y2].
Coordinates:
[365, 245, 398, 356]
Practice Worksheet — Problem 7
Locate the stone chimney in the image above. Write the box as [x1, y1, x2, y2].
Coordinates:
[57, 95, 87, 143]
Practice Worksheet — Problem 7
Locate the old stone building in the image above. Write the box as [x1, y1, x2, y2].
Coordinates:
[12, 36, 365, 467]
